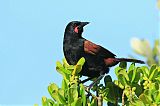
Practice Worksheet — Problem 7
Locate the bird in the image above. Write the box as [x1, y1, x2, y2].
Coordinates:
[63, 21, 145, 85]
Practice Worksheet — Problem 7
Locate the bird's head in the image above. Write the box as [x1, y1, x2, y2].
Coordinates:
[65, 21, 89, 37]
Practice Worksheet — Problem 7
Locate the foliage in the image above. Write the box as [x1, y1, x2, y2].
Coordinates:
[131, 38, 160, 66]
[41, 57, 88, 106]
[35, 56, 160, 106]
[115, 62, 160, 106]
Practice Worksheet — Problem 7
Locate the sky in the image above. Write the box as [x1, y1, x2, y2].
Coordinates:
[0, 0, 159, 105]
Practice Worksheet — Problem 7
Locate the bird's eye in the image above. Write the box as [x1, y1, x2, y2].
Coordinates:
[74, 25, 79, 33]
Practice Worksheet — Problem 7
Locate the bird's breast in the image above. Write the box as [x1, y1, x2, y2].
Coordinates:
[63, 39, 85, 65]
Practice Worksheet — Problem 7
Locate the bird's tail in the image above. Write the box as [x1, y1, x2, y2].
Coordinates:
[116, 58, 145, 64]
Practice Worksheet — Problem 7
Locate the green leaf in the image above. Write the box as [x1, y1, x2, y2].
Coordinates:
[57, 60, 73, 75]
[114, 80, 124, 89]
[131, 67, 138, 83]
[42, 96, 49, 106]
[80, 84, 86, 106]
[132, 83, 143, 97]
[56, 61, 71, 78]
[61, 79, 68, 90]
[71, 57, 85, 76]
[90, 98, 97, 106]
[141, 66, 149, 78]
[139, 94, 152, 105]
[104, 82, 119, 103]
[133, 67, 141, 83]
[68, 86, 79, 104]
[149, 65, 157, 75]
[77, 57, 85, 66]
[47, 99, 55, 106]
[149, 65, 158, 80]
[155, 91, 160, 103]
[68, 88, 74, 104]
[58, 89, 66, 104]
[72, 88, 79, 99]
[128, 69, 134, 82]
[118, 74, 127, 86]
[115, 66, 123, 77]
[118, 69, 129, 81]
[149, 68, 158, 81]
[66, 65, 75, 70]
[48, 83, 61, 103]
[56, 61, 64, 75]
[119, 62, 127, 69]
[48, 83, 59, 92]
[76, 57, 85, 74]
[71, 97, 82, 106]
[130, 100, 145, 106]
[104, 75, 112, 86]
[102, 88, 109, 97]
[62, 58, 69, 67]
[128, 63, 135, 73]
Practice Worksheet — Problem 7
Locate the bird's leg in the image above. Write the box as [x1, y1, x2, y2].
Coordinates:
[85, 73, 104, 97]
[88, 74, 104, 90]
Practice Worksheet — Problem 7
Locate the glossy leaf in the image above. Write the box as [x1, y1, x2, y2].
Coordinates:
[141, 66, 149, 78]
[105, 82, 119, 104]
[149, 68, 158, 81]
[77, 57, 85, 66]
[58, 89, 66, 105]
[75, 57, 85, 74]
[68, 88, 74, 104]
[48, 83, 60, 103]
[80, 84, 86, 106]
[90, 98, 97, 106]
[115, 66, 122, 77]
[102, 88, 109, 97]
[56, 61, 64, 75]
[132, 83, 143, 97]
[114, 80, 124, 89]
[130, 100, 145, 106]
[62, 58, 70, 68]
[131, 67, 137, 83]
[149, 65, 158, 80]
[71, 97, 82, 106]
[42, 96, 49, 106]
[128, 69, 134, 83]
[155, 91, 160, 103]
[61, 79, 68, 90]
[57, 62, 71, 75]
[118, 69, 129, 81]
[47, 99, 55, 106]
[128, 63, 135, 73]
[118, 74, 127, 86]
[139, 94, 152, 105]
[104, 75, 112, 86]
[133, 67, 141, 83]
[119, 62, 127, 69]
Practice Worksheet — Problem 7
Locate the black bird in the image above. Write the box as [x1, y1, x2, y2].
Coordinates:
[63, 21, 144, 85]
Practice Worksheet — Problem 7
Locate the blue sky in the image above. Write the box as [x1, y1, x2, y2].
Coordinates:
[0, 0, 159, 105]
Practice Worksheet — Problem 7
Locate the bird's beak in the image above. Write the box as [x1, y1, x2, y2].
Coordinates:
[79, 22, 90, 28]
